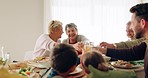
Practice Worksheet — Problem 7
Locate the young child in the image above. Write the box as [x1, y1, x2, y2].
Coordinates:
[81, 51, 110, 74]
[48, 44, 78, 78]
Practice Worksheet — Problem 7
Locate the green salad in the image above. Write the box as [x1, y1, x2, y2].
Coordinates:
[18, 67, 32, 76]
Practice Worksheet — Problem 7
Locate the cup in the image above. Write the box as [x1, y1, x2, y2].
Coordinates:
[83, 42, 94, 52]
[4, 52, 10, 64]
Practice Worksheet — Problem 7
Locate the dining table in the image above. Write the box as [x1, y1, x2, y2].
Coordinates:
[0, 57, 86, 78]
[0, 57, 145, 78]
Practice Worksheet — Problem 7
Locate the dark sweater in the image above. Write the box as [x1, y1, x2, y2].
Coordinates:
[106, 42, 148, 78]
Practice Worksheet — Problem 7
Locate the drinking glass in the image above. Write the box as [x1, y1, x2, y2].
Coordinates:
[83, 42, 94, 52]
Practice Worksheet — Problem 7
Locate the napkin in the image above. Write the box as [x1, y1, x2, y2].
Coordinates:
[88, 65, 137, 78]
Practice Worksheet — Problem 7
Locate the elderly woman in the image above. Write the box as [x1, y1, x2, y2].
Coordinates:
[33, 20, 64, 58]
[62, 23, 89, 54]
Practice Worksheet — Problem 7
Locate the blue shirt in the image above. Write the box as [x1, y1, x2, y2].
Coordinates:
[47, 69, 59, 78]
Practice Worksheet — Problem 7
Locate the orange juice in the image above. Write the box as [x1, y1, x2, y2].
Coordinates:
[84, 44, 91, 52]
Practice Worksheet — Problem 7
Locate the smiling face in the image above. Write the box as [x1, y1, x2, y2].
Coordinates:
[66, 27, 78, 40]
[126, 23, 135, 40]
[131, 13, 144, 39]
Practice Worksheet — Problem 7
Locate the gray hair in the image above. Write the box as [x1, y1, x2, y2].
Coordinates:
[65, 23, 78, 31]
[48, 20, 63, 34]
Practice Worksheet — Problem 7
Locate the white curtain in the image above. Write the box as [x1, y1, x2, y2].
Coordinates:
[45, 0, 141, 45]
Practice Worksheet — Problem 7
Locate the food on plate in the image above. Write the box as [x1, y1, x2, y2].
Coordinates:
[16, 63, 28, 68]
[34, 57, 46, 61]
[18, 67, 34, 77]
[9, 62, 28, 69]
[111, 60, 134, 68]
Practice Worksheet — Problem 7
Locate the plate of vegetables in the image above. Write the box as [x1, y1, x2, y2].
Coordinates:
[18, 67, 35, 78]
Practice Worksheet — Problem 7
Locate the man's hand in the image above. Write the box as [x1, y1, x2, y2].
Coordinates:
[93, 46, 107, 55]
[99, 42, 115, 48]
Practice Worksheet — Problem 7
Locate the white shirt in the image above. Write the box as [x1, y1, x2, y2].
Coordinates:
[33, 34, 56, 59]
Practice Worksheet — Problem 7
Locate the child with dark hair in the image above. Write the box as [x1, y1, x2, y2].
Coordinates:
[48, 44, 78, 78]
[81, 51, 109, 74]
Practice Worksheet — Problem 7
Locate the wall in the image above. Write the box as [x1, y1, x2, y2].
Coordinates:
[0, 0, 43, 61]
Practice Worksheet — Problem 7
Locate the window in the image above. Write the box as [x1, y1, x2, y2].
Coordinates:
[44, 0, 141, 45]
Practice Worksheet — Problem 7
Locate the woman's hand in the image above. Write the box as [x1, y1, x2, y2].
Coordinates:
[73, 42, 84, 54]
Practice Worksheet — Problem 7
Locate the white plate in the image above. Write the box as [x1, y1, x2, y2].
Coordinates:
[69, 67, 82, 75]
[110, 61, 142, 69]
[38, 61, 51, 68]
[28, 63, 47, 68]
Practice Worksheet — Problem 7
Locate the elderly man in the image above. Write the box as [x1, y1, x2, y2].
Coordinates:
[126, 21, 135, 40]
[98, 3, 148, 78]
[99, 21, 145, 49]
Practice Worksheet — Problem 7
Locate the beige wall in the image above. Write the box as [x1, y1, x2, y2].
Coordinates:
[0, 0, 43, 61]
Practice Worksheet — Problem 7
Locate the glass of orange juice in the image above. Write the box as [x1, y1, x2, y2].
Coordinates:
[83, 42, 94, 52]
